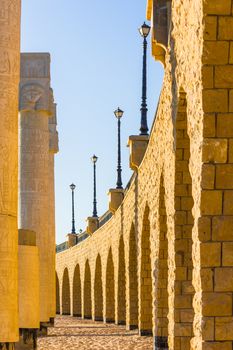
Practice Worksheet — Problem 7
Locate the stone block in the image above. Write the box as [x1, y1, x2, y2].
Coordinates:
[181, 197, 193, 210]
[218, 17, 233, 40]
[203, 342, 232, 350]
[215, 268, 233, 292]
[203, 42, 229, 65]
[201, 191, 222, 215]
[203, 0, 232, 15]
[203, 114, 215, 137]
[215, 317, 233, 341]
[201, 269, 214, 291]
[202, 292, 232, 316]
[203, 89, 228, 113]
[215, 66, 233, 88]
[174, 323, 192, 337]
[213, 216, 233, 241]
[180, 309, 194, 323]
[202, 317, 214, 341]
[204, 16, 217, 41]
[223, 191, 233, 215]
[175, 295, 192, 309]
[222, 242, 233, 266]
[202, 66, 214, 88]
[202, 138, 227, 163]
[198, 217, 211, 242]
[200, 243, 221, 267]
[217, 114, 233, 137]
[229, 90, 233, 112]
[216, 164, 233, 188]
[229, 139, 233, 162]
[201, 164, 215, 189]
[175, 184, 188, 196]
[230, 43, 233, 64]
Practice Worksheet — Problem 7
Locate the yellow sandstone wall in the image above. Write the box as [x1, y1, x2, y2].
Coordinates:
[0, 0, 21, 343]
[56, 1, 233, 349]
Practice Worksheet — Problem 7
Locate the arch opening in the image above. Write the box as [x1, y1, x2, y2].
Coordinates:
[94, 254, 103, 321]
[83, 260, 92, 319]
[73, 264, 81, 317]
[62, 268, 70, 315]
[154, 177, 169, 349]
[127, 224, 138, 330]
[56, 272, 60, 314]
[174, 91, 194, 349]
[117, 236, 126, 325]
[105, 248, 115, 323]
[140, 205, 153, 336]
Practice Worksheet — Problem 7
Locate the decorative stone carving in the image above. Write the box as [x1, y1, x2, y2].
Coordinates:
[19, 83, 45, 111]
[19, 53, 53, 114]
[19, 53, 57, 326]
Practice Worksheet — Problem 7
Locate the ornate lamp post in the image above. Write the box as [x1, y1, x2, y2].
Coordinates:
[114, 108, 124, 189]
[138, 22, 151, 135]
[70, 183, 76, 234]
[91, 155, 98, 217]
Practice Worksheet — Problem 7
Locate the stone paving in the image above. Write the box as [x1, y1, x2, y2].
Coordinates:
[38, 316, 153, 350]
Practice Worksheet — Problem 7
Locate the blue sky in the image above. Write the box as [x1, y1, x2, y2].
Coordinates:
[21, 0, 164, 244]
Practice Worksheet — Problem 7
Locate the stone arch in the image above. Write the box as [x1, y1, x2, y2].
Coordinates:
[154, 176, 169, 349]
[117, 235, 126, 325]
[174, 91, 194, 349]
[139, 204, 153, 336]
[73, 264, 81, 317]
[83, 259, 92, 319]
[56, 272, 60, 314]
[62, 268, 70, 315]
[94, 254, 103, 321]
[127, 223, 138, 330]
[105, 247, 115, 323]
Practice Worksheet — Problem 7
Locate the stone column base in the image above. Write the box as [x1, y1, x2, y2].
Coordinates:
[154, 336, 168, 350]
[15, 329, 38, 349]
[38, 323, 48, 336]
[49, 318, 54, 326]
[0, 344, 15, 350]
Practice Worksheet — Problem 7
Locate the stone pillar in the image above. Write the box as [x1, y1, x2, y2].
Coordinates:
[67, 233, 78, 248]
[0, 0, 21, 345]
[19, 53, 54, 324]
[86, 217, 99, 235]
[48, 101, 59, 322]
[108, 189, 124, 213]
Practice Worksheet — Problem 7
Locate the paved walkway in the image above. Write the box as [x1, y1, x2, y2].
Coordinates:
[38, 316, 153, 350]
